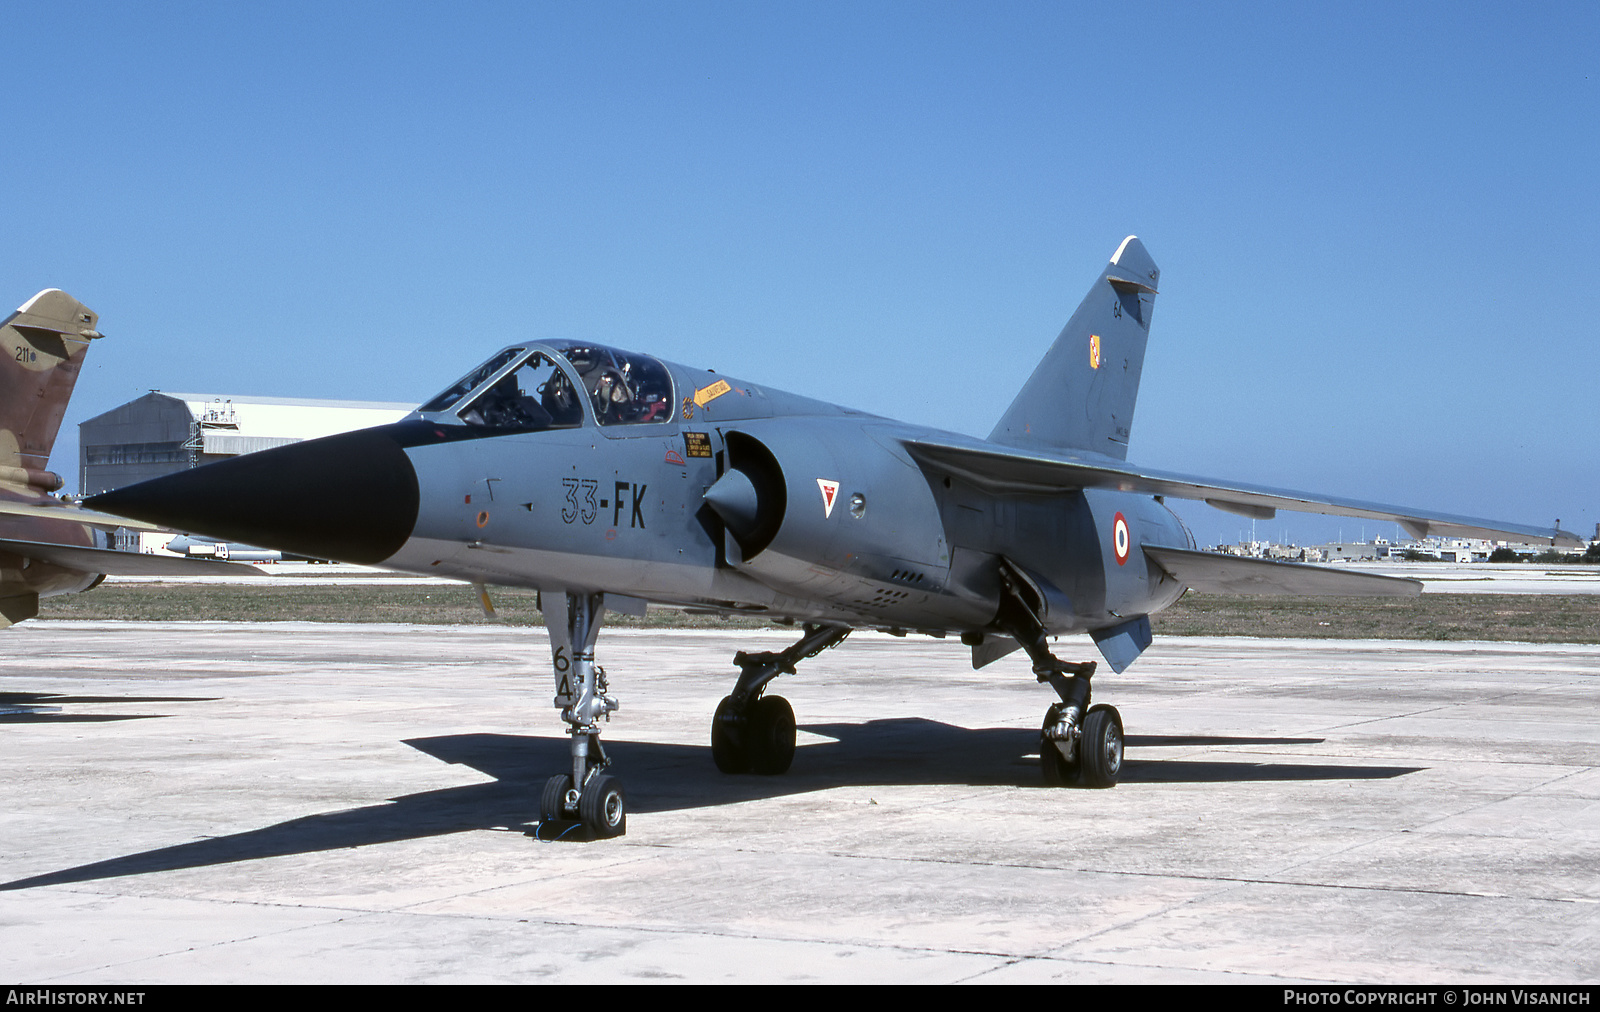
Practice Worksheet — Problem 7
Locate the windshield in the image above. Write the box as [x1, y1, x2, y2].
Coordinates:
[418, 347, 585, 432]
[546, 340, 674, 426]
[454, 352, 584, 430]
[418, 348, 524, 414]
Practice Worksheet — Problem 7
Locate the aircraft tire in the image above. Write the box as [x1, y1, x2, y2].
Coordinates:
[1077, 704, 1123, 788]
[1039, 703, 1077, 786]
[747, 695, 796, 776]
[579, 774, 627, 838]
[711, 695, 750, 774]
[541, 774, 573, 822]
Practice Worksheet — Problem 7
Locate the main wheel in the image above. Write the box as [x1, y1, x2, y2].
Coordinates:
[1077, 704, 1124, 788]
[747, 695, 796, 775]
[579, 774, 626, 837]
[540, 773, 574, 822]
[711, 695, 750, 774]
[1039, 702, 1077, 786]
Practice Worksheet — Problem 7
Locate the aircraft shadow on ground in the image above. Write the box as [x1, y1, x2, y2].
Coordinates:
[0, 691, 215, 724]
[1, 718, 1421, 891]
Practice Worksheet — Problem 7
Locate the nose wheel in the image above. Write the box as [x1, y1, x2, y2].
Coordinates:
[579, 774, 627, 835]
[541, 770, 627, 838]
[540, 774, 573, 823]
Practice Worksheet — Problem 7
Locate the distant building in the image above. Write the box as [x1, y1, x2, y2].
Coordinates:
[1387, 537, 1494, 563]
[1313, 542, 1381, 562]
[1214, 541, 1323, 562]
[79, 392, 414, 496]
[1211, 535, 1513, 565]
[1217, 540, 1270, 558]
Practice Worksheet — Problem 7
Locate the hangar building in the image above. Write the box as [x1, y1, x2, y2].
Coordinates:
[79, 392, 415, 496]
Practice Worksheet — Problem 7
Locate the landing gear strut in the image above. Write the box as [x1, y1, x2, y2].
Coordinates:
[711, 623, 849, 775]
[539, 591, 627, 836]
[995, 565, 1123, 788]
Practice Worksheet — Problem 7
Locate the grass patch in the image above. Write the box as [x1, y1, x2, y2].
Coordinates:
[37, 583, 769, 628]
[1152, 592, 1600, 643]
[35, 584, 1600, 643]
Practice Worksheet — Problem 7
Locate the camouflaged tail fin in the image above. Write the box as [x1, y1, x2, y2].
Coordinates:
[0, 290, 101, 489]
[988, 237, 1159, 461]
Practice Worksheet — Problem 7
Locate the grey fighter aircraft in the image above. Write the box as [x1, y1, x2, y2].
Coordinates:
[87, 238, 1578, 837]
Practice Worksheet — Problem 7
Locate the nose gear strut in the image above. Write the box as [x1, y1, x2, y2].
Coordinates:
[538, 591, 627, 837]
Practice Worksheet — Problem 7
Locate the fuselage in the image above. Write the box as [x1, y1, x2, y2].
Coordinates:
[91, 340, 1193, 639]
[392, 411, 1191, 635]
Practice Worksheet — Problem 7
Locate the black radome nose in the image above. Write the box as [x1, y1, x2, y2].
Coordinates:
[87, 425, 420, 565]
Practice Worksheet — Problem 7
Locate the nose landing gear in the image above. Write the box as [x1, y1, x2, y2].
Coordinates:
[539, 591, 627, 838]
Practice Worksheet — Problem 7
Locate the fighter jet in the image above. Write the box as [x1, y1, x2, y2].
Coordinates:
[0, 289, 260, 627]
[162, 534, 303, 563]
[87, 238, 1578, 837]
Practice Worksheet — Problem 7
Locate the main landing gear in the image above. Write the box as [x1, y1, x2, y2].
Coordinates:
[1034, 661, 1122, 788]
[710, 623, 850, 775]
[538, 591, 627, 837]
[995, 567, 1124, 789]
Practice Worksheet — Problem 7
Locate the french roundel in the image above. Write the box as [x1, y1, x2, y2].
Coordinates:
[1113, 512, 1130, 566]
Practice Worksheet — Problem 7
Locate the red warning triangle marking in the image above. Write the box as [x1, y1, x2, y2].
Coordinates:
[817, 479, 840, 518]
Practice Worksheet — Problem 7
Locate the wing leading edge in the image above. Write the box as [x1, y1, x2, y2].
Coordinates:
[0, 499, 166, 532]
[904, 437, 1581, 548]
[1142, 545, 1421, 597]
[0, 538, 264, 577]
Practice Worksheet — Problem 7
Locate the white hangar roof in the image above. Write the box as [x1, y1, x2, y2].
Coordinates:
[141, 392, 413, 456]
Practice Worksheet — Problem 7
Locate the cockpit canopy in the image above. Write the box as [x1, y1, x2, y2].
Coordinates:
[545, 340, 674, 426]
[417, 343, 675, 431]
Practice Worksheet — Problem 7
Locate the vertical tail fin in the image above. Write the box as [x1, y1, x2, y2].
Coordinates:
[989, 236, 1159, 460]
[0, 289, 101, 488]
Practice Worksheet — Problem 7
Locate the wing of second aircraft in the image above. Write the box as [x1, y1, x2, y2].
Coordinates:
[903, 436, 1580, 548]
[0, 537, 263, 577]
[0, 499, 167, 532]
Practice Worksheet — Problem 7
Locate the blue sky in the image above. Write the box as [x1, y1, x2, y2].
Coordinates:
[4, 1, 1595, 546]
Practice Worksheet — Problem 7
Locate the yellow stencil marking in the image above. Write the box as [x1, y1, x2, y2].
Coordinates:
[694, 379, 732, 407]
[474, 581, 497, 618]
[1089, 333, 1101, 369]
